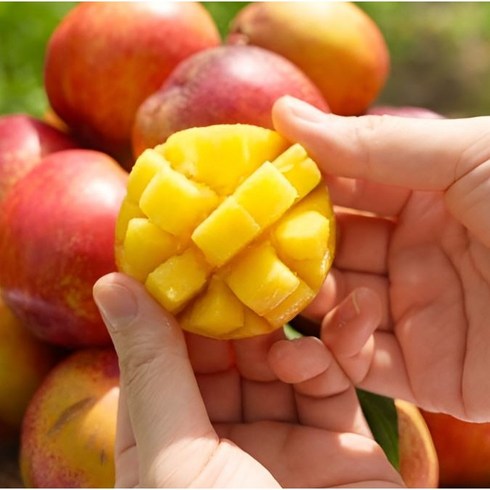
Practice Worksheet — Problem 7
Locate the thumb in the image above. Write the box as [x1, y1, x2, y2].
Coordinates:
[272, 96, 490, 191]
[93, 272, 217, 484]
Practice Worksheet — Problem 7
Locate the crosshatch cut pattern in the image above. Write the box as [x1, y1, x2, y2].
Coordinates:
[115, 125, 336, 339]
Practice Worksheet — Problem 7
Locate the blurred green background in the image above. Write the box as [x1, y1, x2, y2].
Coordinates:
[1, 2, 490, 119]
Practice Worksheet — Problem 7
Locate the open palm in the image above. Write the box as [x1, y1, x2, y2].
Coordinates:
[311, 187, 490, 423]
[273, 97, 490, 423]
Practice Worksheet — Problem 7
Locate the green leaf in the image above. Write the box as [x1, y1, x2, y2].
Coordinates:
[357, 389, 400, 471]
[283, 323, 304, 340]
[202, 2, 249, 39]
[0, 2, 76, 116]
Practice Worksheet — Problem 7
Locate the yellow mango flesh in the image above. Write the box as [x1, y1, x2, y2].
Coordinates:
[139, 162, 219, 237]
[192, 196, 261, 267]
[224, 241, 301, 316]
[116, 124, 335, 339]
[121, 218, 181, 282]
[145, 246, 211, 313]
[180, 276, 245, 336]
[273, 210, 330, 260]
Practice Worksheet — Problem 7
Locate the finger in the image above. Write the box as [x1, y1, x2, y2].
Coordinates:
[232, 322, 295, 424]
[241, 378, 297, 423]
[326, 175, 411, 217]
[321, 287, 381, 358]
[268, 336, 333, 384]
[274, 97, 490, 246]
[268, 337, 351, 398]
[185, 332, 234, 374]
[280, 289, 379, 393]
[296, 386, 373, 437]
[196, 370, 242, 423]
[294, 360, 351, 399]
[358, 330, 416, 406]
[267, 334, 370, 436]
[232, 329, 286, 382]
[272, 96, 485, 191]
[302, 269, 391, 330]
[335, 210, 394, 275]
[221, 322, 297, 422]
[319, 288, 379, 385]
[187, 334, 242, 422]
[93, 272, 218, 482]
[292, 293, 379, 437]
[113, 386, 139, 488]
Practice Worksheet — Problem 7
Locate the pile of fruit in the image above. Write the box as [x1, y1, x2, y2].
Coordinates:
[0, 2, 487, 488]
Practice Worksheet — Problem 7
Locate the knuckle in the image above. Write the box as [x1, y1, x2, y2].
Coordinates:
[352, 114, 390, 173]
[117, 339, 161, 395]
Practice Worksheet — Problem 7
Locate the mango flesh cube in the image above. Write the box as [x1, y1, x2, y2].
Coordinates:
[116, 124, 336, 339]
[233, 162, 298, 228]
[180, 276, 245, 337]
[240, 309, 275, 337]
[272, 144, 321, 199]
[139, 165, 219, 237]
[122, 218, 180, 282]
[192, 197, 260, 267]
[115, 197, 145, 245]
[271, 143, 307, 167]
[126, 149, 168, 203]
[265, 281, 316, 328]
[274, 210, 330, 261]
[286, 253, 333, 291]
[292, 184, 333, 215]
[224, 242, 300, 316]
[115, 197, 145, 271]
[145, 247, 210, 313]
[161, 124, 289, 194]
[212, 309, 274, 340]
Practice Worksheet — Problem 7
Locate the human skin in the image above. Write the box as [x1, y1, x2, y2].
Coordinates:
[93, 273, 403, 487]
[272, 96, 490, 423]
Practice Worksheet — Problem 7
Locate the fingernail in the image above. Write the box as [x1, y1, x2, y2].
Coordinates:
[335, 290, 361, 329]
[280, 96, 328, 123]
[93, 281, 138, 332]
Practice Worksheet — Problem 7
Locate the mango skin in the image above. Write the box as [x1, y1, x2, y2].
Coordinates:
[0, 296, 58, 434]
[396, 400, 439, 488]
[0, 114, 78, 204]
[45, 2, 220, 165]
[228, 2, 390, 116]
[20, 348, 119, 488]
[132, 44, 328, 157]
[0, 149, 128, 348]
[421, 409, 490, 487]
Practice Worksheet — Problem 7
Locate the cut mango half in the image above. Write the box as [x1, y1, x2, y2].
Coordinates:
[115, 124, 335, 339]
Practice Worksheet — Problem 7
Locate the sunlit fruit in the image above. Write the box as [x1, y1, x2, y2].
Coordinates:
[132, 44, 328, 157]
[0, 150, 127, 348]
[44, 2, 220, 166]
[0, 114, 78, 203]
[228, 2, 389, 116]
[396, 400, 439, 488]
[0, 296, 58, 435]
[117, 124, 335, 339]
[421, 409, 490, 487]
[20, 348, 119, 488]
